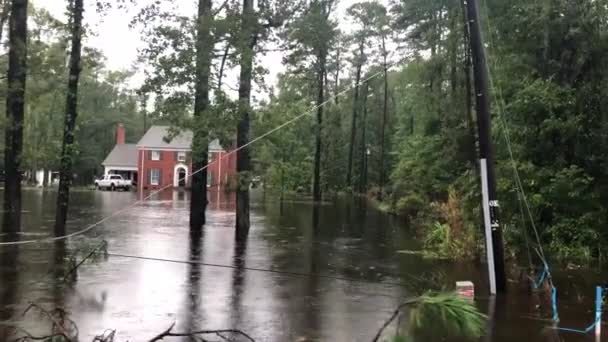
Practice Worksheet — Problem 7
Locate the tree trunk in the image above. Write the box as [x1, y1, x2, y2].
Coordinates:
[236, 0, 256, 237]
[43, 169, 49, 187]
[55, 0, 84, 236]
[334, 44, 341, 105]
[190, 0, 213, 232]
[2, 0, 28, 236]
[217, 43, 229, 94]
[379, 34, 389, 199]
[347, 44, 363, 188]
[313, 52, 326, 203]
[460, 0, 477, 168]
[0, 0, 10, 43]
[358, 82, 369, 194]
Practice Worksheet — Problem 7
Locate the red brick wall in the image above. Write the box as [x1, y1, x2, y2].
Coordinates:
[208, 150, 237, 186]
[138, 149, 237, 190]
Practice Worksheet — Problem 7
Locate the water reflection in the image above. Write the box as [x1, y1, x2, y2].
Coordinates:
[0, 189, 606, 341]
[229, 237, 247, 336]
[0, 245, 19, 341]
[182, 230, 203, 336]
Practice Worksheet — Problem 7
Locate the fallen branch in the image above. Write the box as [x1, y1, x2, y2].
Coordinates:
[13, 330, 71, 342]
[148, 322, 255, 342]
[22, 303, 78, 340]
[93, 329, 116, 342]
[63, 240, 109, 282]
[371, 298, 419, 342]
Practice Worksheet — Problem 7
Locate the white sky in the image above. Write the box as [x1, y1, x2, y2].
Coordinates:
[34, 0, 393, 93]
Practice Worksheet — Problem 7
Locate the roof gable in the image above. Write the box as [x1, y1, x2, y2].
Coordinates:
[136, 125, 224, 152]
[102, 144, 138, 167]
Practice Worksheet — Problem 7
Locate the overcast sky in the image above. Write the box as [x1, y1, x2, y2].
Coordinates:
[34, 0, 393, 95]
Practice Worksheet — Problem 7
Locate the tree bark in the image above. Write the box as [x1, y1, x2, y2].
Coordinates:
[333, 43, 341, 105]
[346, 42, 364, 188]
[358, 81, 369, 194]
[0, 0, 10, 43]
[460, 0, 477, 168]
[217, 43, 229, 93]
[313, 52, 326, 203]
[236, 0, 256, 237]
[379, 34, 389, 199]
[190, 0, 213, 231]
[2, 0, 28, 236]
[55, 0, 84, 236]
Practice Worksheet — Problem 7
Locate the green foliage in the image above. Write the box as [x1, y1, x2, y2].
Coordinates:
[409, 293, 486, 341]
[376, 0, 608, 265]
[0, 7, 144, 185]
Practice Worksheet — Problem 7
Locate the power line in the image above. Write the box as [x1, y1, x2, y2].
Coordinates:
[102, 251, 410, 289]
[478, 0, 549, 268]
[0, 55, 410, 247]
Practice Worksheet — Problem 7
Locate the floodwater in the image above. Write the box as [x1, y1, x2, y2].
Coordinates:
[0, 188, 605, 341]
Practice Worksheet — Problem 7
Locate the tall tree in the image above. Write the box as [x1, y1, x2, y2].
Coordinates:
[235, 0, 296, 234]
[358, 81, 369, 194]
[236, 0, 255, 236]
[2, 0, 28, 235]
[310, 0, 336, 202]
[190, 0, 213, 231]
[54, 0, 84, 236]
[346, 37, 364, 188]
[0, 0, 10, 43]
[373, 4, 391, 198]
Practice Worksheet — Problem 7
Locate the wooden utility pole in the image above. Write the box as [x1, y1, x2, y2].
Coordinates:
[465, 0, 506, 294]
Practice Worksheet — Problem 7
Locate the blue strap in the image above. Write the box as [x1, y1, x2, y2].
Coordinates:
[553, 286, 603, 334]
[555, 317, 599, 334]
[533, 267, 547, 289]
[551, 285, 559, 322]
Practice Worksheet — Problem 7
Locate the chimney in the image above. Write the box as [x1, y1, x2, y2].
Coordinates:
[116, 123, 125, 145]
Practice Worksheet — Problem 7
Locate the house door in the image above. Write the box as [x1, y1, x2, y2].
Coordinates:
[177, 168, 186, 187]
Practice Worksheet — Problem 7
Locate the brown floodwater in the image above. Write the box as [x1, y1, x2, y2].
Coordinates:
[0, 188, 606, 341]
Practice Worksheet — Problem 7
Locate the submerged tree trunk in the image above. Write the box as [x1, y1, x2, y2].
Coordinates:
[190, 0, 213, 231]
[347, 45, 363, 188]
[55, 0, 84, 236]
[236, 0, 256, 237]
[3, 0, 28, 235]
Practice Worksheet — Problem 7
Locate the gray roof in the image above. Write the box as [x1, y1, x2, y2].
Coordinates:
[136, 125, 224, 152]
[102, 144, 138, 168]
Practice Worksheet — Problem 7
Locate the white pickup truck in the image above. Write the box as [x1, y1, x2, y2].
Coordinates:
[95, 174, 132, 191]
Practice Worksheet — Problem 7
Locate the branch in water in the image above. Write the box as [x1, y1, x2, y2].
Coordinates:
[371, 298, 420, 342]
[148, 322, 256, 342]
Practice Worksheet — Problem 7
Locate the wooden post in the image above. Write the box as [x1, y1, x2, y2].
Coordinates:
[465, 0, 506, 293]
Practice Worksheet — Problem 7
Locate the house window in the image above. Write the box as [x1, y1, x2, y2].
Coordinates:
[177, 151, 186, 162]
[151, 151, 161, 161]
[150, 169, 160, 185]
[207, 173, 213, 186]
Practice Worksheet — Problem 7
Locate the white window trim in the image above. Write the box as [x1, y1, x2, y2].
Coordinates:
[151, 150, 161, 161]
[150, 169, 160, 186]
[177, 151, 186, 162]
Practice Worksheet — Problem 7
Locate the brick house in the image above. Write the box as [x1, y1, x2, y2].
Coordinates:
[102, 124, 138, 182]
[135, 125, 236, 191]
[102, 124, 236, 191]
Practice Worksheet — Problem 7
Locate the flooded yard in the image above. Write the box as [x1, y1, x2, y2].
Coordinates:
[0, 189, 605, 341]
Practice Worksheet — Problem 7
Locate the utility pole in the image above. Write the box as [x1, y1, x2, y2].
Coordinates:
[465, 0, 506, 294]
